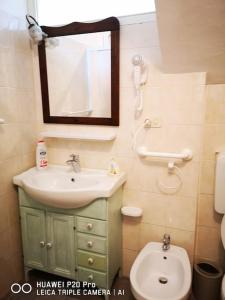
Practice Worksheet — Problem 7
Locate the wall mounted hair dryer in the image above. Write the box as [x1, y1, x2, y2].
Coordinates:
[132, 55, 148, 113]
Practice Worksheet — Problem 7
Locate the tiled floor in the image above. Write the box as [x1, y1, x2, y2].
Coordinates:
[4, 270, 135, 300]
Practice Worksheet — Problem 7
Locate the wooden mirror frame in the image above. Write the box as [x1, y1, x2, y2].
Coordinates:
[38, 17, 120, 126]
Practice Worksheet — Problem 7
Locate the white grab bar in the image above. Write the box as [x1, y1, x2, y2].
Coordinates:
[137, 146, 193, 161]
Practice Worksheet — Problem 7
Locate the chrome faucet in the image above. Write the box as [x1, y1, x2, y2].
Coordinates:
[66, 154, 81, 173]
[162, 233, 170, 251]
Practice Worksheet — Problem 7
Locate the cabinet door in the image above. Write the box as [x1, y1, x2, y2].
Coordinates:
[20, 207, 47, 270]
[46, 212, 75, 278]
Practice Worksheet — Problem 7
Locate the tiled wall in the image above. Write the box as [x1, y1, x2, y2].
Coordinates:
[195, 84, 225, 267]
[0, 0, 37, 297]
[34, 15, 206, 276]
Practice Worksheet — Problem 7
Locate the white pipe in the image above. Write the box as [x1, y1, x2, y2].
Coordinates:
[137, 146, 193, 161]
[0, 118, 5, 124]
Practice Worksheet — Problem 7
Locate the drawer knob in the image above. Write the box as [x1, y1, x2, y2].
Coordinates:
[87, 223, 93, 230]
[88, 274, 94, 281]
[87, 241, 93, 248]
[46, 242, 52, 249]
[88, 258, 94, 265]
[40, 241, 45, 247]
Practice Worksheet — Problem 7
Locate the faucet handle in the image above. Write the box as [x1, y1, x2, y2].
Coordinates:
[163, 233, 170, 242]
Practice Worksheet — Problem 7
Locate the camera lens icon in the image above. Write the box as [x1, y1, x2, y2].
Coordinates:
[11, 283, 32, 294]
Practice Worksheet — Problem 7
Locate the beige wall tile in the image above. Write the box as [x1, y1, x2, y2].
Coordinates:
[203, 125, 225, 160]
[195, 226, 224, 263]
[139, 223, 166, 249]
[0, 257, 14, 299]
[0, 2, 37, 296]
[0, 49, 9, 87]
[198, 194, 222, 228]
[123, 190, 167, 226]
[206, 84, 225, 124]
[195, 84, 225, 267]
[0, 88, 20, 123]
[166, 196, 197, 231]
[200, 160, 215, 195]
[122, 218, 141, 250]
[122, 249, 138, 277]
[141, 193, 168, 226]
[0, 157, 21, 197]
[0, 124, 23, 161]
[0, 195, 10, 234]
[165, 227, 195, 257]
[20, 152, 36, 172]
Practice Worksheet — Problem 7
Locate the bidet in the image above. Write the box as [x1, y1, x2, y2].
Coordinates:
[130, 242, 192, 300]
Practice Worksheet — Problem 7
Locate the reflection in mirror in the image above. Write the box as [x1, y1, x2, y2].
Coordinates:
[46, 31, 111, 118]
[38, 17, 120, 126]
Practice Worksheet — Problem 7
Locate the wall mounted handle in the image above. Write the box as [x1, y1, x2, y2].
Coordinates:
[137, 146, 193, 161]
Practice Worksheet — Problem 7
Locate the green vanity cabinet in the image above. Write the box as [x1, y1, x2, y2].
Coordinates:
[20, 208, 75, 279]
[46, 212, 75, 278]
[18, 187, 122, 295]
[20, 207, 47, 271]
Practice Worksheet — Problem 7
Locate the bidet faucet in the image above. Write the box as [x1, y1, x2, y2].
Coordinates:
[162, 233, 170, 251]
[66, 154, 81, 173]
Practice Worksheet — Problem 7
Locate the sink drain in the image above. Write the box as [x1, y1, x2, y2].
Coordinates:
[159, 277, 168, 284]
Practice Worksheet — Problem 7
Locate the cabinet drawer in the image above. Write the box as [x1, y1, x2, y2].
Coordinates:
[77, 250, 107, 272]
[76, 199, 107, 220]
[77, 233, 107, 254]
[77, 217, 107, 237]
[78, 267, 107, 288]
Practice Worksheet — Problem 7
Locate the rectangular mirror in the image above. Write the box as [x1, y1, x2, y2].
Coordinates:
[38, 17, 120, 126]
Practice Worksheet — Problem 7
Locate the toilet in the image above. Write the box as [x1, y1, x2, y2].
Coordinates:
[220, 216, 225, 299]
[214, 153, 225, 299]
[221, 275, 225, 300]
[130, 242, 192, 300]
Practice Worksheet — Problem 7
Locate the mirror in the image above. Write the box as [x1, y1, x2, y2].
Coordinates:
[38, 17, 120, 126]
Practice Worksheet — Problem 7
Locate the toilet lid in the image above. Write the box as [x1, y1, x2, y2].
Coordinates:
[221, 215, 225, 248]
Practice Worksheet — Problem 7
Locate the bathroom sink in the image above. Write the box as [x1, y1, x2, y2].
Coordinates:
[13, 165, 126, 208]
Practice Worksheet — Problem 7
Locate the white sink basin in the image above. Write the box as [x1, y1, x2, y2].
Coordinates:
[13, 165, 126, 209]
